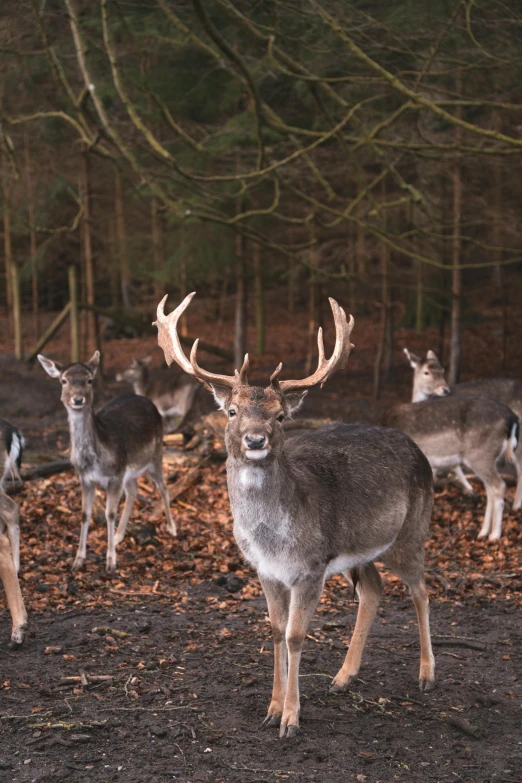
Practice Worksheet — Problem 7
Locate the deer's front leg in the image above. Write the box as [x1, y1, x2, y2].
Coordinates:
[280, 575, 324, 739]
[105, 482, 123, 572]
[259, 576, 290, 728]
[0, 531, 27, 649]
[72, 482, 95, 572]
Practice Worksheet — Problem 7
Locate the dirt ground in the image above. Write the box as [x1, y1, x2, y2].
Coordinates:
[0, 301, 521, 783]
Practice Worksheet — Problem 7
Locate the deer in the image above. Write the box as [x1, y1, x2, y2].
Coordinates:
[451, 377, 522, 510]
[37, 351, 176, 572]
[383, 348, 520, 541]
[154, 292, 436, 739]
[0, 420, 27, 649]
[115, 356, 198, 432]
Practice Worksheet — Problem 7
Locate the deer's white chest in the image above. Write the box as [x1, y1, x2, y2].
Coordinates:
[231, 496, 307, 588]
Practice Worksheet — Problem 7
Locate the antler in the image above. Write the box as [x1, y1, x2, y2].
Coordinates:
[272, 298, 354, 393]
[154, 292, 249, 389]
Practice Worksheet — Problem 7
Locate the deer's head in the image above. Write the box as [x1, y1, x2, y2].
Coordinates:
[38, 352, 100, 411]
[154, 294, 354, 463]
[403, 348, 450, 403]
[115, 356, 151, 384]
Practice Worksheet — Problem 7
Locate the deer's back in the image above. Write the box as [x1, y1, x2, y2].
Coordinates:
[453, 378, 522, 417]
[94, 395, 163, 466]
[384, 396, 515, 462]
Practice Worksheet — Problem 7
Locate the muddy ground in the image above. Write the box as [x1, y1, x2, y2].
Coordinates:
[1, 588, 520, 783]
[0, 304, 521, 783]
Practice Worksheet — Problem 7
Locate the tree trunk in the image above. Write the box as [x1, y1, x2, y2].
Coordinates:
[253, 243, 265, 356]
[151, 197, 164, 302]
[415, 261, 424, 334]
[114, 168, 131, 308]
[24, 127, 39, 337]
[3, 193, 13, 335]
[234, 229, 247, 371]
[11, 263, 23, 360]
[82, 153, 96, 355]
[305, 240, 319, 375]
[448, 68, 463, 386]
[69, 265, 80, 363]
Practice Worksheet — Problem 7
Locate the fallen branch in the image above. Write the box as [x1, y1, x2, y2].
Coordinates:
[150, 460, 207, 516]
[445, 715, 481, 739]
[431, 638, 486, 651]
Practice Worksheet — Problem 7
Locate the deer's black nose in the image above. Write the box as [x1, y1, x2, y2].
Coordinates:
[244, 435, 267, 450]
[72, 396, 85, 406]
[440, 387, 450, 396]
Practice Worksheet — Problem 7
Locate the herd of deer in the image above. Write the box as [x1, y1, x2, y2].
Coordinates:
[0, 293, 520, 738]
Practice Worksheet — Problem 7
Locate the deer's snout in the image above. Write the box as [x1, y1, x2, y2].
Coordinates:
[71, 395, 86, 408]
[437, 385, 450, 396]
[244, 434, 267, 451]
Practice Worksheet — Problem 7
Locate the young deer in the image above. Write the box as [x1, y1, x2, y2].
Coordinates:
[384, 348, 519, 540]
[38, 352, 176, 572]
[0, 420, 27, 648]
[155, 293, 435, 739]
[116, 357, 198, 431]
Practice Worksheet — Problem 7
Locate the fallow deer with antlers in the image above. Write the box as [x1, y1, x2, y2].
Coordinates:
[155, 293, 435, 738]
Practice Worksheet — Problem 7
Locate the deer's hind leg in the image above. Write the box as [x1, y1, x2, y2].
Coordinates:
[330, 562, 382, 694]
[382, 549, 435, 692]
[147, 459, 176, 537]
[259, 576, 290, 729]
[470, 458, 506, 540]
[0, 530, 27, 649]
[105, 481, 124, 573]
[114, 478, 138, 546]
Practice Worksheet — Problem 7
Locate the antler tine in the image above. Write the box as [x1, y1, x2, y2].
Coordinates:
[234, 354, 250, 385]
[155, 293, 239, 389]
[190, 339, 242, 390]
[270, 362, 283, 391]
[278, 298, 354, 393]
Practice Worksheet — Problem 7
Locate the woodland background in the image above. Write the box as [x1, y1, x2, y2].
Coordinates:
[1, 0, 522, 388]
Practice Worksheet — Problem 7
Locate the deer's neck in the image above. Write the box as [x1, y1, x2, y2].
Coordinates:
[411, 381, 428, 403]
[67, 407, 99, 469]
[226, 455, 290, 530]
[132, 372, 149, 397]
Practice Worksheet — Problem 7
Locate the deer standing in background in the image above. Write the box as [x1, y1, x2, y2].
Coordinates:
[0, 420, 27, 648]
[38, 352, 176, 572]
[116, 357, 198, 431]
[384, 348, 519, 540]
[452, 377, 522, 509]
[155, 293, 435, 739]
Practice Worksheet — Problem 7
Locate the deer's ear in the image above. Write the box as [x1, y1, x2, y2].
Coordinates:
[142, 356, 153, 366]
[210, 383, 230, 411]
[284, 390, 308, 417]
[426, 349, 439, 363]
[403, 348, 421, 368]
[86, 351, 100, 376]
[37, 354, 63, 379]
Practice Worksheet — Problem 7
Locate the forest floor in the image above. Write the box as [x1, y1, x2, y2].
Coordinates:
[0, 298, 521, 783]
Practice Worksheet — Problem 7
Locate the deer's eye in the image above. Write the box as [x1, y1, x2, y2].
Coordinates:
[61, 378, 67, 385]
[87, 379, 93, 385]
[424, 371, 430, 376]
[228, 409, 237, 417]
[277, 413, 285, 422]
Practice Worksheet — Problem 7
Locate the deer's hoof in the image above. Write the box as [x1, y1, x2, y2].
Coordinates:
[114, 533, 125, 546]
[262, 714, 281, 728]
[329, 683, 347, 694]
[106, 561, 117, 574]
[419, 677, 435, 693]
[8, 624, 27, 650]
[167, 523, 177, 537]
[71, 557, 85, 572]
[279, 722, 299, 739]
